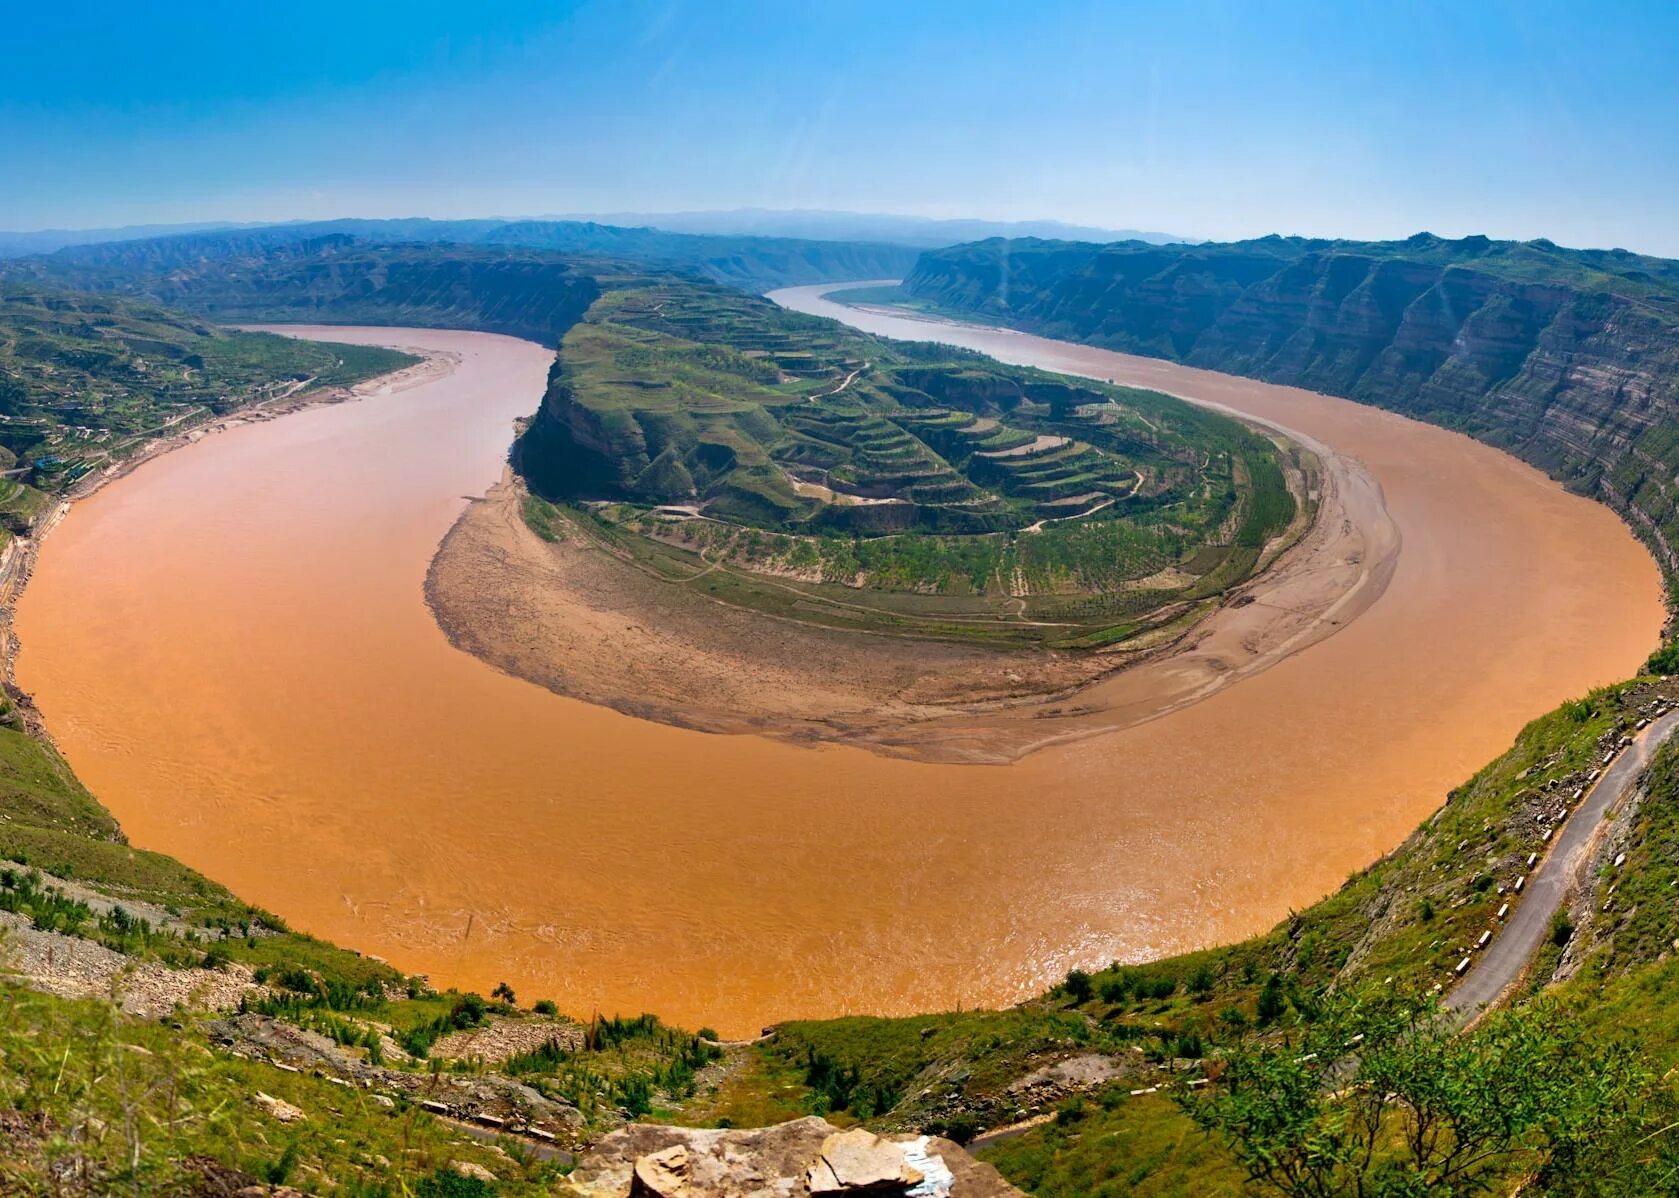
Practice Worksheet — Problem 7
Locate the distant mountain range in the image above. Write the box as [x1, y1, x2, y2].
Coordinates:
[0, 221, 256, 257]
[0, 209, 1188, 261]
[555, 208, 1187, 248]
[1, 219, 922, 295]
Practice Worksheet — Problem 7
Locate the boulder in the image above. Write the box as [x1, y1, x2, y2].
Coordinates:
[251, 1091, 305, 1124]
[807, 1128, 924, 1193]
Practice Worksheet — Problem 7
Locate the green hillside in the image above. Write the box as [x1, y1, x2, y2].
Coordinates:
[513, 275, 1298, 648]
[0, 284, 415, 503]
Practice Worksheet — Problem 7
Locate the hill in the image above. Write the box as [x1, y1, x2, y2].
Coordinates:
[510, 272, 1298, 650]
[888, 232, 1679, 576]
[0, 284, 414, 520]
[6, 217, 920, 295]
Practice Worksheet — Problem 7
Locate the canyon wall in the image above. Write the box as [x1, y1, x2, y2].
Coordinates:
[903, 234, 1679, 576]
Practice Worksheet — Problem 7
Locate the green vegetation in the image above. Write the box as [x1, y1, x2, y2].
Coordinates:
[0, 284, 414, 506]
[0, 984, 568, 1194]
[513, 275, 1300, 648]
[1180, 995, 1666, 1196]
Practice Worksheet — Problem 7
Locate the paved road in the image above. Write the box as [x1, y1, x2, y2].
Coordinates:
[1446, 706, 1679, 1017]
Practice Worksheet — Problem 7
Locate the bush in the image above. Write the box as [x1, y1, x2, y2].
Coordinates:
[1647, 642, 1679, 676]
[415, 1168, 496, 1198]
[1189, 964, 1215, 998]
[1055, 1096, 1087, 1126]
[1063, 969, 1094, 1004]
[1551, 912, 1575, 948]
[533, 999, 558, 1016]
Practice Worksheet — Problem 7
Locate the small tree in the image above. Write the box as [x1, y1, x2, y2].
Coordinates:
[491, 980, 517, 1006]
[1178, 994, 1656, 1197]
[1255, 974, 1287, 1025]
[1063, 968, 1094, 1004]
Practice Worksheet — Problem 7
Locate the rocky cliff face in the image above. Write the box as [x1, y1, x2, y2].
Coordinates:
[904, 234, 1679, 575]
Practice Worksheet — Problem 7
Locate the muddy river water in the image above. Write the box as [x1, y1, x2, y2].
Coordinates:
[14, 298, 1665, 1035]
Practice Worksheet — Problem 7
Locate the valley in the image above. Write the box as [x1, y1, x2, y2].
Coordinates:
[13, 286, 1660, 1047]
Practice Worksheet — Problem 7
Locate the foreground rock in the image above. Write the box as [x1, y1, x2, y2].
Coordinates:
[562, 1116, 1024, 1197]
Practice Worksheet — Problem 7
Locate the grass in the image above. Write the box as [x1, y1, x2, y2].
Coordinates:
[978, 1092, 1247, 1198]
[0, 983, 569, 1194]
[520, 494, 563, 542]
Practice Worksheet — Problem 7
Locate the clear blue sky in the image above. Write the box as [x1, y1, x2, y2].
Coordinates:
[4, 0, 1678, 253]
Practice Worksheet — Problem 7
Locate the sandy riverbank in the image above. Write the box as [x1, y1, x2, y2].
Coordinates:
[425, 399, 1397, 761]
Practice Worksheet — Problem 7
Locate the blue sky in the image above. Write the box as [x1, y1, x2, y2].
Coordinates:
[3, 0, 1677, 253]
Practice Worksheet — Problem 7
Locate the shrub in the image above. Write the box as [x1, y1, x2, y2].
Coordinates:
[1646, 642, 1679, 676]
[1063, 969, 1094, 1004]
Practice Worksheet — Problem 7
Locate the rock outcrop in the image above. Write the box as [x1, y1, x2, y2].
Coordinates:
[562, 1116, 1025, 1197]
[903, 233, 1679, 574]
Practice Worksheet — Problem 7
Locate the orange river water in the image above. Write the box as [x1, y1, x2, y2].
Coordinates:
[13, 294, 1666, 1036]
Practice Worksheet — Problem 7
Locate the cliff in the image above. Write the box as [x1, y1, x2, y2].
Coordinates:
[902, 233, 1679, 576]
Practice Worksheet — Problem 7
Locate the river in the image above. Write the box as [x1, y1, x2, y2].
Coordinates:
[12, 306, 1664, 1035]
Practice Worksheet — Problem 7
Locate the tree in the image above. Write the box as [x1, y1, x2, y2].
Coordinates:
[1063, 968, 1094, 1004]
[491, 980, 517, 1005]
[1177, 995, 1657, 1197]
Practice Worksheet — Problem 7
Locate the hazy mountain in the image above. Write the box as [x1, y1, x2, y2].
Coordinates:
[10, 219, 920, 294]
[556, 208, 1188, 248]
[0, 221, 253, 257]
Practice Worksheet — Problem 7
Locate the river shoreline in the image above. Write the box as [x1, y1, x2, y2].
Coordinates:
[0, 345, 454, 733]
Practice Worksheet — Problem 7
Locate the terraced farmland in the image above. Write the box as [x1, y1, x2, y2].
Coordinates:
[514, 276, 1306, 648]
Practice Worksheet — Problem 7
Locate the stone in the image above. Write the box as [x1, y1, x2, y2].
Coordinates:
[453, 1161, 498, 1183]
[629, 1144, 691, 1196]
[252, 1091, 305, 1123]
[808, 1129, 923, 1194]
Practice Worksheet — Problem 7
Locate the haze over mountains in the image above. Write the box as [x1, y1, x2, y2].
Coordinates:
[0, 209, 1188, 262]
[553, 209, 1186, 248]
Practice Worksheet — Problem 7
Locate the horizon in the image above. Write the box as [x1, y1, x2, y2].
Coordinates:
[6, 2, 1679, 255]
[0, 209, 1665, 262]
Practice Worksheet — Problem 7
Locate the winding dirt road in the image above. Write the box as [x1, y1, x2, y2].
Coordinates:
[1447, 708, 1679, 1017]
